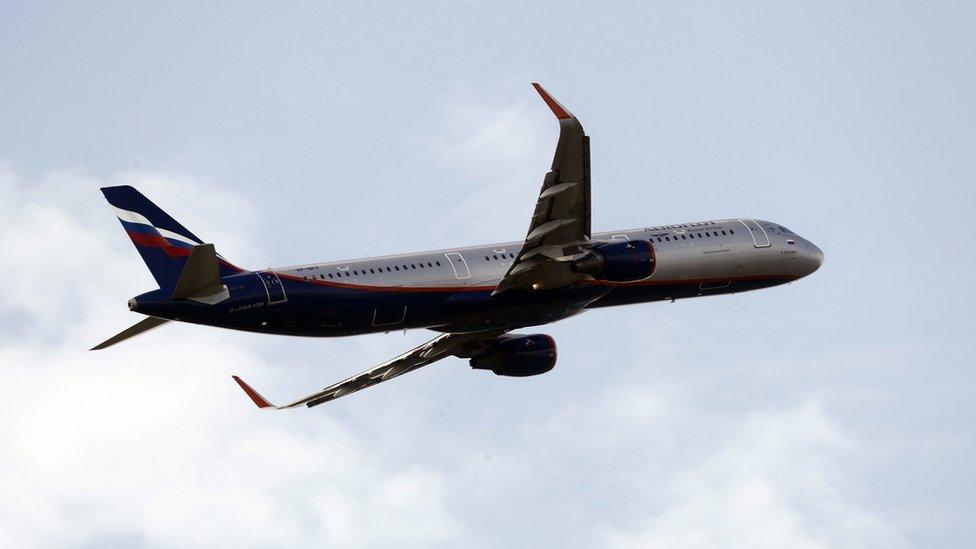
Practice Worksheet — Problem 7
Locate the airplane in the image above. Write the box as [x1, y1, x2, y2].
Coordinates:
[92, 83, 823, 410]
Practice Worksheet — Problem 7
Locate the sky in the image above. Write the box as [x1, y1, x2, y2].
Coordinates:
[1, 1, 974, 547]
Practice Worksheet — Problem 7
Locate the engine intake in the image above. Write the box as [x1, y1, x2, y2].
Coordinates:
[572, 240, 655, 282]
[470, 334, 557, 377]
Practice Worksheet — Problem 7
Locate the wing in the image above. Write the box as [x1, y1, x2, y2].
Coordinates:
[232, 330, 506, 410]
[493, 83, 592, 295]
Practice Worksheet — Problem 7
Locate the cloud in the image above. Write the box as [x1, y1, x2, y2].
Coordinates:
[0, 165, 461, 548]
[600, 402, 906, 549]
[424, 84, 553, 243]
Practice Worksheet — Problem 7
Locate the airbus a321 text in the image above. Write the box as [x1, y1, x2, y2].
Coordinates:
[93, 83, 824, 410]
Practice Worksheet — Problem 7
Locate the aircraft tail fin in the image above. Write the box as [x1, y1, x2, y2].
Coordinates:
[101, 185, 243, 289]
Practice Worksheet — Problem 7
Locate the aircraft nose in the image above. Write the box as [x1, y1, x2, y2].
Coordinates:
[800, 240, 824, 276]
[128, 298, 139, 312]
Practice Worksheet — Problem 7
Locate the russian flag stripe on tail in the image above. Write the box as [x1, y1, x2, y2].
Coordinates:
[101, 185, 243, 289]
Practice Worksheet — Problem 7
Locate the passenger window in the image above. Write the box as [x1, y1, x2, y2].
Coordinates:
[370, 268, 375, 274]
[729, 230, 735, 235]
[394, 266, 399, 271]
[411, 264, 416, 269]
[436, 261, 441, 266]
[681, 235, 686, 240]
[485, 256, 489, 261]
[493, 255, 498, 260]
[665, 236, 670, 241]
[328, 273, 333, 279]
[428, 262, 433, 267]
[721, 230, 727, 235]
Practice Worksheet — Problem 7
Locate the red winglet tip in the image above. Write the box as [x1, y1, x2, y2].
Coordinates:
[532, 83, 572, 119]
[232, 375, 273, 409]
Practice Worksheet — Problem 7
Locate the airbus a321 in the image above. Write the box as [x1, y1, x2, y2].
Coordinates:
[93, 83, 824, 410]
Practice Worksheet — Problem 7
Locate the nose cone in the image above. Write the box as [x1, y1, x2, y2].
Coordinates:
[799, 240, 824, 277]
[127, 298, 139, 312]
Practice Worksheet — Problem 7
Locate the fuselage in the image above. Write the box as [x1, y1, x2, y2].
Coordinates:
[132, 218, 823, 336]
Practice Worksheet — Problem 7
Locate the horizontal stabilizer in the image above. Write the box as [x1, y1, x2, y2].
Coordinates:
[90, 316, 170, 350]
[172, 244, 229, 303]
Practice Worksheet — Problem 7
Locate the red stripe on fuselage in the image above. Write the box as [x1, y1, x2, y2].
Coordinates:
[274, 272, 495, 293]
[273, 271, 797, 293]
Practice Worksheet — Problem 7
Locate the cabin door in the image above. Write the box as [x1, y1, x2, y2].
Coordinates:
[738, 219, 771, 248]
[445, 252, 470, 279]
[257, 271, 287, 304]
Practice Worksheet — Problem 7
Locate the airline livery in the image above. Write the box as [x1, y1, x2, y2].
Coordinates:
[93, 84, 823, 410]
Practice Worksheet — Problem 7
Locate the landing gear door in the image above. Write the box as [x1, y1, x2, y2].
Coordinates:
[257, 271, 288, 304]
[738, 219, 771, 248]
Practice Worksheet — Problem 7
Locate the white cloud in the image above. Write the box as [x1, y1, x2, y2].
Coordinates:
[424, 84, 553, 243]
[601, 402, 906, 549]
[0, 166, 460, 548]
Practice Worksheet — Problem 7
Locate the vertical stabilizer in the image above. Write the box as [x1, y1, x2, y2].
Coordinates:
[101, 185, 242, 289]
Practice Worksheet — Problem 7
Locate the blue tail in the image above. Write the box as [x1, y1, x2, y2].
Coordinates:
[101, 185, 244, 289]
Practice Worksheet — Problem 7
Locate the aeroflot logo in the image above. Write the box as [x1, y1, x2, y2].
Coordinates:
[645, 221, 716, 231]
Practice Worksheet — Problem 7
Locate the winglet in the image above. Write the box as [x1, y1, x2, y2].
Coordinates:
[532, 83, 573, 120]
[232, 375, 275, 409]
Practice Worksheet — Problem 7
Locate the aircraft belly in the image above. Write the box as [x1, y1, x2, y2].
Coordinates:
[435, 285, 609, 332]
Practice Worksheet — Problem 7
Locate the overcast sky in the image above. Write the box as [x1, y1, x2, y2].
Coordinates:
[1, 2, 974, 547]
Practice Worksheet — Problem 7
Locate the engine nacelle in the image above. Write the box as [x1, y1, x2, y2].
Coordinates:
[571, 240, 655, 282]
[470, 334, 557, 377]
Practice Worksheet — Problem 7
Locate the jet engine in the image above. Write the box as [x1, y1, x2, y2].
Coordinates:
[571, 240, 655, 282]
[470, 334, 557, 377]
